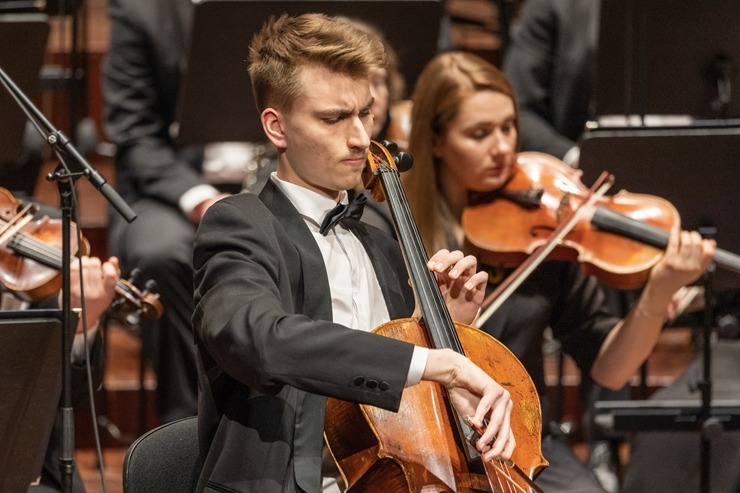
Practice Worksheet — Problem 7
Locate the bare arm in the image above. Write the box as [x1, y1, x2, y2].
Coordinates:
[591, 228, 715, 389]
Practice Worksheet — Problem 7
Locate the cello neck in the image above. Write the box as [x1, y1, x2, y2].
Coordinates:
[591, 206, 740, 274]
[371, 154, 464, 354]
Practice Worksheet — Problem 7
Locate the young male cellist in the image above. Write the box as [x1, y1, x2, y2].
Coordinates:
[192, 13, 516, 493]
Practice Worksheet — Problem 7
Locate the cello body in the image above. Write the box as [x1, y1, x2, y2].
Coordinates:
[325, 319, 547, 492]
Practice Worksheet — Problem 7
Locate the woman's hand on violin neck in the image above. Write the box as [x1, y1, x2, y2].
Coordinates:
[423, 348, 516, 462]
[646, 227, 716, 301]
[427, 249, 489, 325]
[66, 256, 121, 333]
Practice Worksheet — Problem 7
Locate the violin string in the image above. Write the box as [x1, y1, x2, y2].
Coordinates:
[10, 228, 133, 298]
[0, 212, 33, 247]
[11, 230, 65, 267]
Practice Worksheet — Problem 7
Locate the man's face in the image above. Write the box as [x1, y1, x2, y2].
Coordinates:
[270, 65, 375, 199]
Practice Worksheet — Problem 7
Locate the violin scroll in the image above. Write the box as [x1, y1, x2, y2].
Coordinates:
[107, 268, 164, 329]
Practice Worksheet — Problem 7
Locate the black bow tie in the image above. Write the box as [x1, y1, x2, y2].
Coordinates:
[319, 193, 367, 235]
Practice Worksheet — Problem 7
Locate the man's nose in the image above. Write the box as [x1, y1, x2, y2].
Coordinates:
[349, 116, 372, 149]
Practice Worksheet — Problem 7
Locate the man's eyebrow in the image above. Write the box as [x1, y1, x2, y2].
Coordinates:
[316, 108, 352, 119]
[316, 98, 375, 118]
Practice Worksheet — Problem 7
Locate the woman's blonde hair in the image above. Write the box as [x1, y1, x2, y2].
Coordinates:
[403, 51, 519, 253]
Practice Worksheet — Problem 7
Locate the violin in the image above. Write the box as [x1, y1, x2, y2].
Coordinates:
[324, 141, 548, 492]
[0, 187, 163, 325]
[463, 152, 740, 290]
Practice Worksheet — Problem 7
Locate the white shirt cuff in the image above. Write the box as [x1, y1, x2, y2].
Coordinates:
[562, 146, 581, 168]
[179, 184, 221, 215]
[405, 346, 429, 387]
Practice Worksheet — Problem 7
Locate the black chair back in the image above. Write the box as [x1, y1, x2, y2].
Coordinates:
[122, 416, 200, 493]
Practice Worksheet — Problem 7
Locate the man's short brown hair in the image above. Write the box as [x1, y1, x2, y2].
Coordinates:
[248, 13, 386, 113]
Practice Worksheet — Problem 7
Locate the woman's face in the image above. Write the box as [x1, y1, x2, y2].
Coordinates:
[434, 90, 517, 194]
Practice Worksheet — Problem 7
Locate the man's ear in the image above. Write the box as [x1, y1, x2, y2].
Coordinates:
[261, 108, 287, 149]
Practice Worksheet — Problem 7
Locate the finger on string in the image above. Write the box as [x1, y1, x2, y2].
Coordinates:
[486, 399, 514, 461]
[665, 225, 681, 256]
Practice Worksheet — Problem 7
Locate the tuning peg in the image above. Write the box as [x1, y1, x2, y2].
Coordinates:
[380, 140, 399, 155]
[144, 279, 158, 293]
[395, 151, 414, 172]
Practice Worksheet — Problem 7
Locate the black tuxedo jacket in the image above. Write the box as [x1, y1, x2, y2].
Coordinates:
[193, 180, 417, 492]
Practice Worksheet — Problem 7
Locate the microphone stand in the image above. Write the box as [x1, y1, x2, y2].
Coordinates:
[698, 248, 718, 493]
[0, 65, 135, 493]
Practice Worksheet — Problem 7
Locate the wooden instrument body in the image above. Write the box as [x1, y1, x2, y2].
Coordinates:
[325, 318, 547, 492]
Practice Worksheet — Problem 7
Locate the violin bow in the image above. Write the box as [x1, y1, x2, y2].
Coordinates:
[474, 171, 615, 329]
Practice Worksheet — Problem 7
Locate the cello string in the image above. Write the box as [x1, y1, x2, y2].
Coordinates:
[492, 461, 524, 493]
[377, 159, 462, 352]
[371, 143, 542, 492]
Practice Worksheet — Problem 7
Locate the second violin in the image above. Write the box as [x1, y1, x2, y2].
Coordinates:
[462, 152, 737, 290]
[0, 187, 163, 324]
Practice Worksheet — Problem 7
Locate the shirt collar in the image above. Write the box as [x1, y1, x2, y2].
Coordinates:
[270, 172, 348, 228]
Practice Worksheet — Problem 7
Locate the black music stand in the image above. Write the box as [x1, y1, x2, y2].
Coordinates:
[174, 0, 442, 145]
[0, 309, 64, 493]
[0, 13, 49, 194]
[594, 0, 740, 120]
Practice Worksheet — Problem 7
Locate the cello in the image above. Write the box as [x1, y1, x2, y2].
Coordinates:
[324, 141, 548, 492]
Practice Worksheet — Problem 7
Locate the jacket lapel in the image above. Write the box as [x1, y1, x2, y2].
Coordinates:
[259, 181, 332, 321]
[258, 181, 328, 492]
[347, 220, 413, 320]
